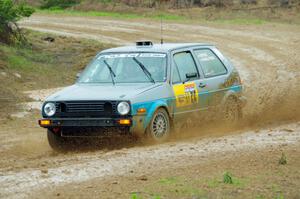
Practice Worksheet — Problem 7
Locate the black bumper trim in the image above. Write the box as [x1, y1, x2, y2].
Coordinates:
[39, 118, 132, 127]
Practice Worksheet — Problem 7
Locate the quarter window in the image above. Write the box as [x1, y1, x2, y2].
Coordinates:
[173, 51, 199, 83]
[194, 49, 227, 77]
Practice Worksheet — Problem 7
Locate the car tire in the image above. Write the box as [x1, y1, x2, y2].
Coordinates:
[47, 129, 69, 151]
[146, 108, 170, 142]
[223, 97, 242, 125]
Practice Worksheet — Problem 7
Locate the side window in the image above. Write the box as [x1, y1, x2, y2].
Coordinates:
[194, 49, 227, 77]
[173, 51, 199, 82]
[172, 64, 181, 84]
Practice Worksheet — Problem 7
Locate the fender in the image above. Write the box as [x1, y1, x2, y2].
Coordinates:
[220, 85, 243, 108]
[131, 99, 171, 134]
[144, 99, 170, 129]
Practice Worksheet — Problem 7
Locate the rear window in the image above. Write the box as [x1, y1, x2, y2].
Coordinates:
[194, 49, 227, 77]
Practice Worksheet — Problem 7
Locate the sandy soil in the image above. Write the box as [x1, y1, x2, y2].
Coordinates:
[0, 14, 299, 198]
[1, 119, 299, 198]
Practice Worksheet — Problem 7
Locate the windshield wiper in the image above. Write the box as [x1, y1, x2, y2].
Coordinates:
[103, 60, 116, 85]
[132, 57, 155, 83]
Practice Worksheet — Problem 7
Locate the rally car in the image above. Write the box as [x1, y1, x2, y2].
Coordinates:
[39, 41, 246, 150]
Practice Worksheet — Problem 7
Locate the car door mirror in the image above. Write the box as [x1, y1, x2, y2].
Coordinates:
[185, 72, 197, 79]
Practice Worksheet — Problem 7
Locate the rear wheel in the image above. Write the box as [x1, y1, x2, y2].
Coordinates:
[146, 108, 170, 142]
[47, 129, 70, 151]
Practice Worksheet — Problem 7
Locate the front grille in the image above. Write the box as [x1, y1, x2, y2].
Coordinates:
[53, 101, 120, 118]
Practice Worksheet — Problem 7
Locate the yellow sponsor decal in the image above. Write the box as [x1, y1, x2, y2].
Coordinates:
[173, 82, 198, 107]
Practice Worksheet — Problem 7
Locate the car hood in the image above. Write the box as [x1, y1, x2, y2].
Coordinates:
[46, 83, 163, 102]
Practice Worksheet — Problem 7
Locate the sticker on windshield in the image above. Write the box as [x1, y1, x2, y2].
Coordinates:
[98, 53, 166, 59]
[139, 53, 166, 58]
[173, 82, 198, 107]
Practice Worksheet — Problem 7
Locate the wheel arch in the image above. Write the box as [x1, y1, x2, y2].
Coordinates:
[221, 90, 240, 107]
[143, 101, 172, 132]
[221, 90, 243, 119]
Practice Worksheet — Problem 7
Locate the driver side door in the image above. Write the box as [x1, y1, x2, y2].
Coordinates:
[171, 50, 206, 121]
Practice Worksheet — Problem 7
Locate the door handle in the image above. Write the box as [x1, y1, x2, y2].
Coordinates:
[199, 83, 206, 88]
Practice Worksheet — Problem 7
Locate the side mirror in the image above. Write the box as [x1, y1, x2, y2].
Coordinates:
[185, 72, 197, 79]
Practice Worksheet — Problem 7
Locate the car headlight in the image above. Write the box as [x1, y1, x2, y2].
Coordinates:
[44, 102, 56, 117]
[117, 102, 130, 115]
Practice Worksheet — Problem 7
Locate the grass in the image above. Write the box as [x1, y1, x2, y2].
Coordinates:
[37, 8, 265, 24]
[278, 153, 287, 165]
[2, 45, 51, 72]
[135, 172, 250, 198]
[143, 176, 206, 198]
[0, 29, 111, 117]
[207, 175, 247, 188]
[130, 193, 161, 199]
[158, 177, 180, 185]
[37, 9, 187, 21]
[214, 18, 266, 25]
[223, 171, 233, 184]
[31, 1, 300, 25]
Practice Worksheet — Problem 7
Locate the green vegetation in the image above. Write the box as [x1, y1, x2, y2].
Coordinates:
[215, 18, 266, 25]
[0, 30, 111, 117]
[41, 0, 80, 9]
[0, 0, 34, 44]
[37, 9, 187, 21]
[223, 171, 233, 184]
[256, 195, 266, 199]
[158, 176, 180, 185]
[207, 174, 247, 188]
[278, 153, 287, 165]
[130, 193, 161, 199]
[130, 193, 141, 199]
[152, 176, 206, 198]
[133, 172, 252, 198]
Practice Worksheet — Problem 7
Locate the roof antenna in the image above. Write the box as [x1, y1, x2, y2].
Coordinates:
[160, 13, 164, 44]
[159, 0, 164, 45]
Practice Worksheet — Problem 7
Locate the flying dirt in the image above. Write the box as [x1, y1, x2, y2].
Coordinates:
[0, 14, 299, 198]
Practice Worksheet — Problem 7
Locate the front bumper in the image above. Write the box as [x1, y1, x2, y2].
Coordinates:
[39, 117, 132, 128]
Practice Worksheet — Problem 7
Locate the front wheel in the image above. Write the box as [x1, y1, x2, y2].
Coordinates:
[146, 108, 170, 142]
[47, 129, 70, 151]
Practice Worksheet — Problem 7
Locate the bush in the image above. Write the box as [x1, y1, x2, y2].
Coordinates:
[41, 0, 80, 9]
[0, 0, 34, 44]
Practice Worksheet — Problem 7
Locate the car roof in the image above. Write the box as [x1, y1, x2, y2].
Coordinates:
[101, 43, 214, 54]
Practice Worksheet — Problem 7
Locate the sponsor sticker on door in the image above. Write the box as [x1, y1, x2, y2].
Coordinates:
[173, 82, 198, 107]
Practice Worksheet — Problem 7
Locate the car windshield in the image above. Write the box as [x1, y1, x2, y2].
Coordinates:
[78, 53, 167, 84]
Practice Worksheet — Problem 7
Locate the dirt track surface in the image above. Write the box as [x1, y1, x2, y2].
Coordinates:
[0, 14, 299, 198]
[1, 121, 300, 198]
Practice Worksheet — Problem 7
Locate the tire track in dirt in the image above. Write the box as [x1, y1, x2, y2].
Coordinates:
[1, 122, 299, 198]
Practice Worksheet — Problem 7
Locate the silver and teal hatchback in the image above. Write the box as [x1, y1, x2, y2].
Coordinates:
[39, 41, 246, 150]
